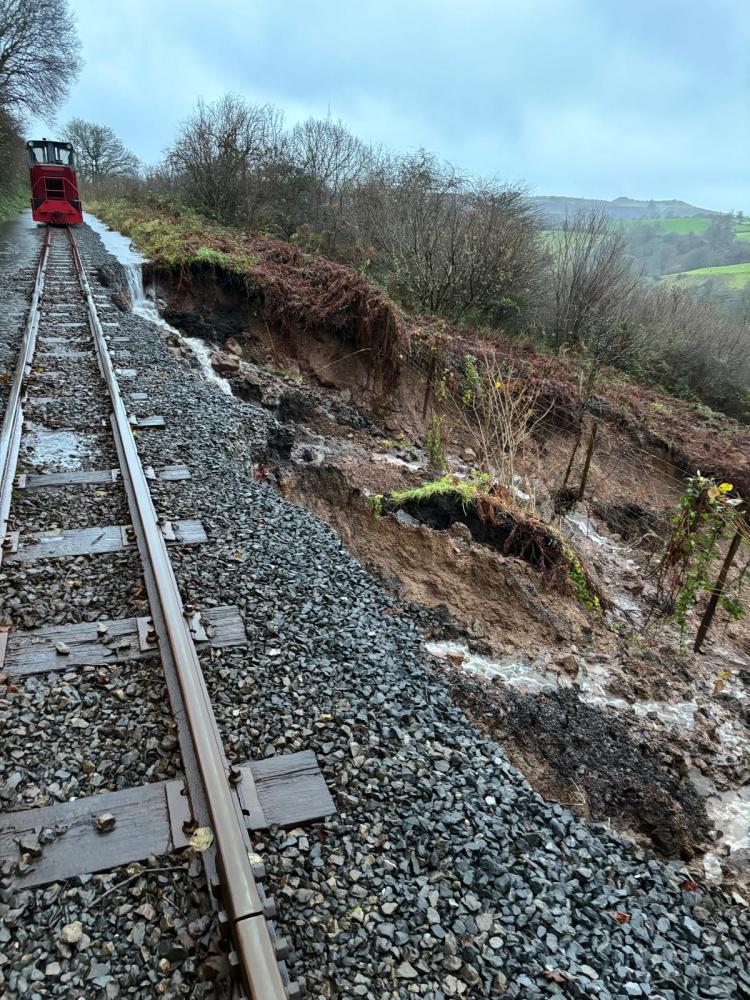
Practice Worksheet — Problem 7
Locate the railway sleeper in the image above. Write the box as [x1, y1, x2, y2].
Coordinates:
[0, 749, 336, 890]
[5, 517, 207, 560]
[0, 603, 247, 675]
[16, 463, 190, 489]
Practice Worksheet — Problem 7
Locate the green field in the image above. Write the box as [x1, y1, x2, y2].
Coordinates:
[662, 261, 750, 289]
[615, 216, 716, 235]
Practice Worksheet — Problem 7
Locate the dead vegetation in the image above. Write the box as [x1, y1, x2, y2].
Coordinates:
[89, 199, 406, 394]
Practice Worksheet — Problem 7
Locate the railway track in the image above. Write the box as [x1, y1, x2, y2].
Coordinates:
[0, 226, 331, 998]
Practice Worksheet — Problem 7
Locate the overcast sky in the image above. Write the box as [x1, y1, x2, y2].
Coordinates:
[34, 0, 750, 212]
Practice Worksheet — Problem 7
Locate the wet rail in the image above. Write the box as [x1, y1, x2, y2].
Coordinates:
[0, 227, 304, 999]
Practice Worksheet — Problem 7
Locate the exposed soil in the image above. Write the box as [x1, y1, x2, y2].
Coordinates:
[278, 464, 595, 657]
[147, 263, 750, 886]
[437, 663, 712, 859]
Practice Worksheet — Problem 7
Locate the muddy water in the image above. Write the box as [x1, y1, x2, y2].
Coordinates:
[180, 335, 233, 396]
[426, 638, 699, 727]
[428, 632, 750, 880]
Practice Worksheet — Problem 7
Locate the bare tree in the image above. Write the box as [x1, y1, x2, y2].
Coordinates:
[360, 150, 541, 321]
[167, 94, 284, 224]
[629, 282, 750, 411]
[290, 115, 371, 194]
[62, 118, 139, 183]
[289, 115, 373, 241]
[0, 0, 82, 120]
[545, 208, 637, 355]
[454, 346, 550, 492]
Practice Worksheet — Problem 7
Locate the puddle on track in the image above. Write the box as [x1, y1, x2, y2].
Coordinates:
[83, 212, 146, 268]
[20, 422, 99, 472]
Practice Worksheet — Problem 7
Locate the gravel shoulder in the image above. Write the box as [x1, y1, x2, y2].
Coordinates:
[1, 220, 749, 999]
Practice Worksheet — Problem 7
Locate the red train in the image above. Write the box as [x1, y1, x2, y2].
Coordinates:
[27, 138, 83, 225]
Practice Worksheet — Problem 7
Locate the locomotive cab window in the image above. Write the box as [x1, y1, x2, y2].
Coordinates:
[52, 144, 73, 166]
[26, 140, 75, 167]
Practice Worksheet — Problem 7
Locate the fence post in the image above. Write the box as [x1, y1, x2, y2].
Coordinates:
[562, 427, 582, 489]
[694, 504, 747, 653]
[422, 352, 438, 421]
[577, 422, 598, 502]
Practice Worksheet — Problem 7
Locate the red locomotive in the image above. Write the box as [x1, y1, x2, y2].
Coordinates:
[27, 138, 83, 225]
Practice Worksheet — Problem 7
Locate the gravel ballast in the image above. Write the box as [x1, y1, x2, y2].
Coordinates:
[1, 219, 749, 999]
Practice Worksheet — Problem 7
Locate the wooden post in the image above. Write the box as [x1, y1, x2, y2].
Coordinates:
[694, 505, 747, 653]
[562, 427, 582, 489]
[422, 352, 438, 421]
[577, 422, 598, 502]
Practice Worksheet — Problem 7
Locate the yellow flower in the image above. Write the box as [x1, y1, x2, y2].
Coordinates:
[719, 483, 733, 493]
[707, 486, 720, 500]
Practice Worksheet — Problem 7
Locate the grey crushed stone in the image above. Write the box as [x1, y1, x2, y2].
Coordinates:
[0, 660, 181, 808]
[0, 219, 748, 999]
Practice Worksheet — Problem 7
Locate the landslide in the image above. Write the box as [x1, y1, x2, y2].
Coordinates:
[89, 196, 750, 497]
[82, 205, 750, 872]
[277, 464, 597, 658]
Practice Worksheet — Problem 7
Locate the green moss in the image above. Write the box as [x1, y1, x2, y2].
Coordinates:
[649, 400, 673, 416]
[86, 198, 259, 273]
[194, 246, 231, 267]
[562, 542, 601, 611]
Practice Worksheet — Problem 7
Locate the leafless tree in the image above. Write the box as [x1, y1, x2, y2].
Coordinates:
[167, 94, 284, 224]
[0, 0, 82, 120]
[290, 116, 371, 195]
[62, 118, 139, 183]
[629, 283, 750, 408]
[288, 115, 373, 242]
[360, 150, 541, 321]
[0, 105, 23, 181]
[544, 209, 638, 357]
[455, 346, 550, 492]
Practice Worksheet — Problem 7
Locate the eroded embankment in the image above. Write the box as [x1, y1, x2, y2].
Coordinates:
[127, 242, 750, 500]
[98, 220, 750, 884]
[276, 463, 719, 861]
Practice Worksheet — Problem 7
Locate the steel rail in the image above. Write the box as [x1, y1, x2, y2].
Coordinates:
[65, 228, 289, 1000]
[0, 228, 51, 567]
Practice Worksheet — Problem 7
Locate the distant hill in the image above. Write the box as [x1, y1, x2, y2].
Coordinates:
[532, 195, 722, 223]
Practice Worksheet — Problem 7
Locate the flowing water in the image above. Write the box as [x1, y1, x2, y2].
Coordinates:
[427, 637, 750, 878]
[84, 213, 232, 395]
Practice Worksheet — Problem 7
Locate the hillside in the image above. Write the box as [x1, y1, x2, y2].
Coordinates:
[89, 197, 750, 492]
[531, 194, 721, 223]
[534, 197, 750, 288]
[623, 216, 750, 285]
[79, 204, 750, 890]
